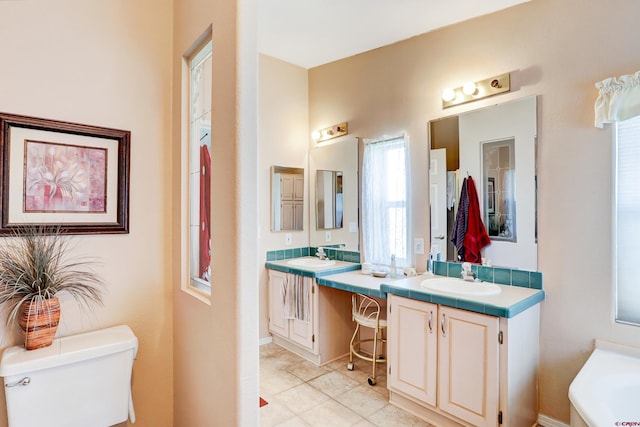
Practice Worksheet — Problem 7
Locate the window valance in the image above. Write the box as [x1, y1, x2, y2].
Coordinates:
[595, 70, 640, 128]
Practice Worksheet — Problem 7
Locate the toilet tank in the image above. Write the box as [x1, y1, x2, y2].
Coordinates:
[0, 325, 138, 427]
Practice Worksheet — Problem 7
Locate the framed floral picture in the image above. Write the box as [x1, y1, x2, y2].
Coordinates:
[0, 112, 130, 234]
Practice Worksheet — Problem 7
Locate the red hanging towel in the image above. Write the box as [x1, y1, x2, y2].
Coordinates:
[463, 176, 491, 263]
[199, 145, 211, 280]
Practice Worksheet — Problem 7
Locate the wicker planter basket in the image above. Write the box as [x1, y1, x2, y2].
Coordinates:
[18, 297, 61, 350]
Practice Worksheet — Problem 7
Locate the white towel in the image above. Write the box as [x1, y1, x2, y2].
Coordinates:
[283, 274, 310, 323]
[446, 171, 457, 210]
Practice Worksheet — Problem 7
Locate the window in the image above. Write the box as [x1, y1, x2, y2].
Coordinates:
[362, 135, 411, 268]
[615, 115, 640, 325]
[188, 39, 212, 293]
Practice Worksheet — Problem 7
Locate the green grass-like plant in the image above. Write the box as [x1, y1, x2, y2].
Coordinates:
[0, 226, 104, 327]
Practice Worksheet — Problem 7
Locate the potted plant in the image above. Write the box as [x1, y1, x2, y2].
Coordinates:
[0, 226, 104, 350]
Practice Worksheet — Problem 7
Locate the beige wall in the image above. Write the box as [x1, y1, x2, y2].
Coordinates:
[258, 55, 310, 339]
[307, 0, 640, 422]
[0, 1, 174, 426]
[172, 0, 259, 426]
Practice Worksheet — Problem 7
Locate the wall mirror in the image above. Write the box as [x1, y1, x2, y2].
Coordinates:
[316, 170, 343, 230]
[309, 138, 359, 251]
[429, 96, 537, 270]
[271, 166, 304, 232]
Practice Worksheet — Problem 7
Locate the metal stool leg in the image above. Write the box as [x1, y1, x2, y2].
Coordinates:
[368, 328, 378, 385]
[347, 323, 358, 371]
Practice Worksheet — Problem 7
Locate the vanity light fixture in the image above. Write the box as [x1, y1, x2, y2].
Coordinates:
[442, 73, 510, 109]
[312, 122, 348, 143]
[462, 81, 478, 96]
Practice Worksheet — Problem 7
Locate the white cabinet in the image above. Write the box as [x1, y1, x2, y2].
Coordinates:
[268, 270, 314, 351]
[280, 174, 304, 200]
[268, 269, 353, 365]
[279, 174, 304, 230]
[280, 200, 304, 231]
[387, 294, 539, 427]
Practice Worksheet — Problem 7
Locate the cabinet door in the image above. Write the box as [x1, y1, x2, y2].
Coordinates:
[293, 175, 305, 200]
[280, 174, 294, 200]
[293, 201, 304, 230]
[387, 295, 438, 406]
[438, 306, 499, 427]
[289, 278, 315, 350]
[280, 200, 294, 230]
[268, 270, 289, 337]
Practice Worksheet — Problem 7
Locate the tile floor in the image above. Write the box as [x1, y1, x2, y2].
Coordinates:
[260, 342, 433, 426]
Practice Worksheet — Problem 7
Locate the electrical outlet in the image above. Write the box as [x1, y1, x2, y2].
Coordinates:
[414, 237, 425, 255]
[285, 233, 292, 246]
[325, 231, 332, 242]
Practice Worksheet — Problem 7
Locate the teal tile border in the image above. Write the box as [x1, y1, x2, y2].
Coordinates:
[380, 283, 546, 318]
[316, 277, 385, 298]
[265, 261, 361, 278]
[266, 253, 544, 318]
[429, 261, 543, 290]
[266, 247, 361, 264]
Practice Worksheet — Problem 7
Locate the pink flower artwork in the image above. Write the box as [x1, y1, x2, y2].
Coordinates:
[23, 140, 108, 213]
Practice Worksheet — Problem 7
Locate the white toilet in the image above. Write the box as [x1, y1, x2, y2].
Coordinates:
[0, 325, 138, 427]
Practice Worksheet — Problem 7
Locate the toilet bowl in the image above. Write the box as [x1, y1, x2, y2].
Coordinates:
[0, 325, 138, 427]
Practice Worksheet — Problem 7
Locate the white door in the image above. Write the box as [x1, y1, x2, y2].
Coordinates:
[429, 148, 447, 259]
[438, 306, 499, 427]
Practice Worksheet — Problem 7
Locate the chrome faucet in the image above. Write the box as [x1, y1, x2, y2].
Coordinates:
[461, 262, 475, 281]
[316, 247, 328, 260]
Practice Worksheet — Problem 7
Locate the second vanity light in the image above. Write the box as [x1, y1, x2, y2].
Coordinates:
[312, 122, 348, 143]
[442, 72, 511, 108]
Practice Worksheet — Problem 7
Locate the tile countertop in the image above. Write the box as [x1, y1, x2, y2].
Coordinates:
[265, 257, 361, 278]
[315, 271, 404, 299]
[316, 271, 545, 318]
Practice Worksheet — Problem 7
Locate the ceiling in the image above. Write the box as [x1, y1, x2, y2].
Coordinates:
[258, 0, 530, 69]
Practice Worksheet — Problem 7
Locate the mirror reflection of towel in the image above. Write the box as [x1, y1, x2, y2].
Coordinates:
[283, 274, 310, 323]
[451, 177, 469, 260]
[446, 171, 456, 210]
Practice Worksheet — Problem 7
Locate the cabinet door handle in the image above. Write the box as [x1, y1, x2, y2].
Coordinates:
[441, 313, 446, 337]
[5, 377, 30, 388]
[428, 311, 433, 334]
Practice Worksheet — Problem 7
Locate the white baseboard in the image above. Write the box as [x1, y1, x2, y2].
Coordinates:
[538, 414, 569, 427]
[259, 336, 273, 346]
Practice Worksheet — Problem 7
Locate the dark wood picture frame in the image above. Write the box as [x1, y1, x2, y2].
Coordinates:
[0, 112, 130, 235]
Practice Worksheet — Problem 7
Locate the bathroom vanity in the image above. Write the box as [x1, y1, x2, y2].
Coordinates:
[266, 258, 360, 365]
[386, 293, 540, 427]
[265, 258, 544, 427]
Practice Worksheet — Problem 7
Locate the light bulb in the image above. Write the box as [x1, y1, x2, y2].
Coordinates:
[463, 82, 477, 96]
[311, 130, 321, 140]
[442, 88, 455, 102]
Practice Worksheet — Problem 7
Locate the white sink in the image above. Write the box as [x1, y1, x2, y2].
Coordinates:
[420, 277, 502, 296]
[286, 257, 337, 268]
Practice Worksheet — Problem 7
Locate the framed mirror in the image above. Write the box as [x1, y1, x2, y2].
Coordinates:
[429, 96, 537, 270]
[271, 166, 304, 232]
[309, 138, 359, 251]
[316, 170, 343, 230]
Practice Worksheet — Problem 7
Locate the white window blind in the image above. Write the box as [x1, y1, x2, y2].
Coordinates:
[361, 135, 411, 268]
[615, 115, 640, 324]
